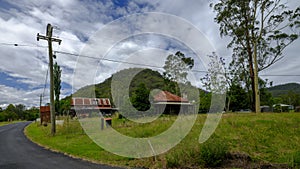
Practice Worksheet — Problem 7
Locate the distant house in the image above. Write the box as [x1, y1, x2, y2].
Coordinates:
[153, 91, 194, 114]
[273, 104, 294, 112]
[70, 97, 116, 117]
[260, 105, 272, 112]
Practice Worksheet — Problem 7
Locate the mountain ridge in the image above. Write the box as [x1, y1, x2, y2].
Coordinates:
[73, 69, 300, 99]
[267, 83, 300, 97]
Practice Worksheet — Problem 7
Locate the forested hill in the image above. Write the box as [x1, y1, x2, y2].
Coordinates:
[267, 83, 300, 97]
[73, 68, 168, 99]
[73, 68, 300, 100]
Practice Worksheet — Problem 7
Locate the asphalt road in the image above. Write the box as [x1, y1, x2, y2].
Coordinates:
[0, 122, 124, 169]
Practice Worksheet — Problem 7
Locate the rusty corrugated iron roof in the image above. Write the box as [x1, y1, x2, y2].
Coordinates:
[71, 97, 111, 107]
[154, 91, 188, 102]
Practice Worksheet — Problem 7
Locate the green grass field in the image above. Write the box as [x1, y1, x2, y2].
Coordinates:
[25, 113, 300, 168]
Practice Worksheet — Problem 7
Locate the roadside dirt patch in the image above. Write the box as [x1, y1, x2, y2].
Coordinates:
[220, 152, 290, 169]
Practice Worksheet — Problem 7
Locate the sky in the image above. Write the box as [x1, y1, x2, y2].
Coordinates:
[0, 0, 299, 108]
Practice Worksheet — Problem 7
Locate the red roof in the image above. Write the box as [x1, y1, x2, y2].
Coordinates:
[154, 91, 188, 102]
[71, 97, 111, 107]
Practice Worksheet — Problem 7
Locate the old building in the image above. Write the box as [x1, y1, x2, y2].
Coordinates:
[153, 91, 195, 114]
[70, 97, 116, 118]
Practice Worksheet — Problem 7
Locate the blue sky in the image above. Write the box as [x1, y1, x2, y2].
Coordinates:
[0, 0, 299, 108]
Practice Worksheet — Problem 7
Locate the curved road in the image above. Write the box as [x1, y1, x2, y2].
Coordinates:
[0, 122, 123, 169]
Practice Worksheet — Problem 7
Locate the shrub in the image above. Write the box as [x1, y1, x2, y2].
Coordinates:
[166, 150, 187, 168]
[198, 137, 228, 167]
[291, 151, 300, 168]
[166, 153, 180, 168]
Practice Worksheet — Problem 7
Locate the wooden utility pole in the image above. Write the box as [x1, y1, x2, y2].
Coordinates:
[253, 41, 261, 113]
[37, 23, 62, 135]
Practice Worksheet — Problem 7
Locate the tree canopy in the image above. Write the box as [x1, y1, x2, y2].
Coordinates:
[130, 83, 151, 111]
[0, 104, 39, 122]
[163, 51, 194, 84]
[211, 0, 300, 112]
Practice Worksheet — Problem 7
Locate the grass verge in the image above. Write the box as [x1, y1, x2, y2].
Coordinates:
[24, 119, 131, 167]
[25, 113, 300, 168]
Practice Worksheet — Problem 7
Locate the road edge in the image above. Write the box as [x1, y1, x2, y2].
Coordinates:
[23, 122, 129, 169]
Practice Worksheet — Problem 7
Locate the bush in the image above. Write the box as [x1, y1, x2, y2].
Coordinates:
[198, 137, 228, 167]
[0, 113, 5, 122]
[166, 152, 181, 168]
[291, 151, 300, 168]
[166, 150, 187, 168]
[166, 137, 229, 168]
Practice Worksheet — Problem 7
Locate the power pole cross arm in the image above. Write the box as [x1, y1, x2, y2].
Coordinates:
[37, 23, 62, 44]
[37, 33, 62, 44]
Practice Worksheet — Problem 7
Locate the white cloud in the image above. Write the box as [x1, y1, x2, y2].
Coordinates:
[0, 85, 44, 107]
[0, 0, 299, 107]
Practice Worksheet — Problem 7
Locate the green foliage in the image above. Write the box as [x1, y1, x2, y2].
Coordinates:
[199, 136, 229, 167]
[213, 0, 299, 71]
[212, 0, 300, 111]
[15, 104, 26, 119]
[279, 90, 300, 107]
[228, 84, 250, 111]
[0, 113, 5, 122]
[24, 107, 39, 121]
[268, 83, 300, 97]
[26, 113, 300, 168]
[259, 78, 274, 107]
[267, 83, 300, 108]
[273, 104, 282, 113]
[163, 51, 194, 94]
[201, 56, 277, 112]
[0, 104, 39, 122]
[74, 68, 167, 105]
[25, 120, 130, 166]
[166, 150, 185, 168]
[291, 151, 300, 168]
[199, 90, 211, 113]
[54, 62, 62, 114]
[73, 84, 95, 98]
[5, 104, 16, 113]
[166, 136, 229, 168]
[2, 104, 18, 121]
[130, 83, 150, 111]
[200, 53, 227, 93]
[59, 97, 71, 116]
[73, 67, 198, 113]
[260, 88, 273, 107]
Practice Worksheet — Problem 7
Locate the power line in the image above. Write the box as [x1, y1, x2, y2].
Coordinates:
[260, 74, 300, 77]
[54, 50, 209, 73]
[54, 50, 300, 76]
[0, 42, 47, 48]
[2, 42, 300, 77]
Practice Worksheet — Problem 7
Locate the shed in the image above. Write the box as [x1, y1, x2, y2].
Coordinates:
[260, 105, 272, 112]
[40, 106, 50, 124]
[153, 91, 194, 114]
[70, 97, 116, 118]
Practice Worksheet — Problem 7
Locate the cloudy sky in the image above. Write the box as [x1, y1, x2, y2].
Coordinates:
[0, 0, 299, 108]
